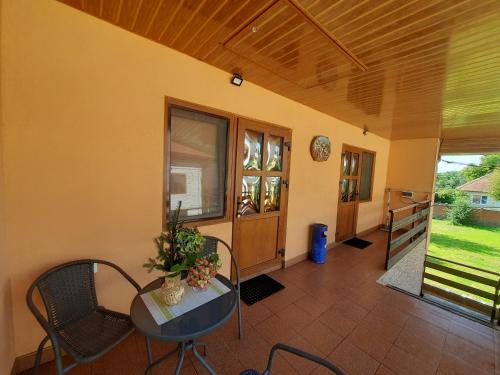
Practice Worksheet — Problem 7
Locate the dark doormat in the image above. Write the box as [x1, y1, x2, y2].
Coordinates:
[240, 274, 285, 305]
[344, 237, 373, 249]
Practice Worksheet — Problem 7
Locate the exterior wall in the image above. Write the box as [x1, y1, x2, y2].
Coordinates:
[462, 191, 500, 209]
[1, 0, 390, 357]
[433, 204, 500, 227]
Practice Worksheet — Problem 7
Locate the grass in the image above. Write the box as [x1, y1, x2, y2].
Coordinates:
[426, 219, 500, 304]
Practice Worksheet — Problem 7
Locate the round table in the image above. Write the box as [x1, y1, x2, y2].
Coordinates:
[130, 275, 237, 375]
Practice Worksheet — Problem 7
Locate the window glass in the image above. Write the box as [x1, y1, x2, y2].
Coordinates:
[481, 196, 488, 204]
[359, 152, 375, 201]
[472, 195, 481, 204]
[168, 106, 228, 221]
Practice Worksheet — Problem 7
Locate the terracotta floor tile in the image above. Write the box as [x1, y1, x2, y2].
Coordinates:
[356, 314, 404, 343]
[294, 294, 331, 318]
[448, 320, 494, 351]
[242, 301, 274, 326]
[254, 315, 298, 344]
[331, 299, 369, 323]
[276, 303, 315, 331]
[329, 341, 380, 375]
[394, 327, 442, 370]
[370, 303, 410, 328]
[437, 352, 493, 375]
[444, 333, 495, 374]
[346, 325, 394, 362]
[319, 307, 358, 338]
[375, 365, 398, 375]
[382, 345, 436, 375]
[402, 316, 447, 349]
[299, 320, 343, 356]
[280, 335, 324, 374]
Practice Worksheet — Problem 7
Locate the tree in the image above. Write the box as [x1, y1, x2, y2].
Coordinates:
[435, 170, 466, 189]
[462, 154, 500, 181]
[490, 170, 500, 201]
[434, 188, 457, 204]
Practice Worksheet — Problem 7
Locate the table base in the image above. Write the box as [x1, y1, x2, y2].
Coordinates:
[145, 338, 216, 375]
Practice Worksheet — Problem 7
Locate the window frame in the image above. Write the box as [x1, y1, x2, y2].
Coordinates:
[358, 148, 377, 203]
[163, 97, 236, 229]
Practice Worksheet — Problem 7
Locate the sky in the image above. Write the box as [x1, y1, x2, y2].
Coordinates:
[437, 155, 482, 173]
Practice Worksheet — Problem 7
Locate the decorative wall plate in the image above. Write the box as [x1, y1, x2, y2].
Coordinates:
[310, 136, 331, 161]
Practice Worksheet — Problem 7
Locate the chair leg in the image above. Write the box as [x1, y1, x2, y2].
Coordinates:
[237, 297, 243, 339]
[53, 346, 65, 375]
[145, 336, 153, 365]
[32, 336, 49, 375]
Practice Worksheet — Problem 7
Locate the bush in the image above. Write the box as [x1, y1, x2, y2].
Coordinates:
[447, 195, 473, 225]
[434, 188, 457, 204]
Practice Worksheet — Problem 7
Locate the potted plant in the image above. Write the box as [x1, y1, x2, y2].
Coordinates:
[143, 203, 221, 304]
[143, 203, 205, 305]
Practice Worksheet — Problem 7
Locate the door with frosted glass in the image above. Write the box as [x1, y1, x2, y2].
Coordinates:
[336, 145, 361, 242]
[233, 118, 291, 276]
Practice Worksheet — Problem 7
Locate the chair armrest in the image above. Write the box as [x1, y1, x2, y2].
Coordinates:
[26, 284, 59, 341]
[93, 260, 141, 292]
[264, 343, 346, 375]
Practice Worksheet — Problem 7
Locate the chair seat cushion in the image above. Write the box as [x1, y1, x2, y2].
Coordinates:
[56, 308, 134, 362]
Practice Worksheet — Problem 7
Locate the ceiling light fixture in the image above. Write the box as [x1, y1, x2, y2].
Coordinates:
[231, 73, 243, 87]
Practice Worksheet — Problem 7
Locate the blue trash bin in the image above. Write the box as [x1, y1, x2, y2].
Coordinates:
[310, 223, 328, 264]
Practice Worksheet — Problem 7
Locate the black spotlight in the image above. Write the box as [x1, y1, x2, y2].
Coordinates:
[231, 73, 243, 86]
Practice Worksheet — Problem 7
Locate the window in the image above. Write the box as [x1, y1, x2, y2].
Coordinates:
[481, 195, 488, 204]
[165, 101, 233, 224]
[472, 195, 481, 204]
[359, 151, 375, 201]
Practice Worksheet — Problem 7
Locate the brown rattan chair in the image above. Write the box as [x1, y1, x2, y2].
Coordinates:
[26, 259, 140, 375]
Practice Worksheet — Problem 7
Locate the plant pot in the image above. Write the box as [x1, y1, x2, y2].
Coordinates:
[161, 273, 184, 306]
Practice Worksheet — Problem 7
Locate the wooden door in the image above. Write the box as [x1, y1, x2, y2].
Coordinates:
[233, 118, 291, 277]
[336, 145, 361, 242]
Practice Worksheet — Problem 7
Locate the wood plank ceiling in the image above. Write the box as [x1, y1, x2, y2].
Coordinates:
[58, 0, 500, 149]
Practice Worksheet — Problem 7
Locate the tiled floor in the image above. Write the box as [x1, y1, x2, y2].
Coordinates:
[25, 231, 500, 375]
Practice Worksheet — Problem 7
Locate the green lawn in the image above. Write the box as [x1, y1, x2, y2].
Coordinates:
[428, 219, 500, 272]
[427, 219, 500, 304]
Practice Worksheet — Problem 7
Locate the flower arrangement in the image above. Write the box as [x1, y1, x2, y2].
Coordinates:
[187, 256, 221, 290]
[143, 203, 221, 303]
[143, 203, 205, 277]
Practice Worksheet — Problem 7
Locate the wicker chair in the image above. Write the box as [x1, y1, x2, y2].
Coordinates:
[202, 235, 243, 339]
[240, 343, 347, 375]
[26, 259, 141, 375]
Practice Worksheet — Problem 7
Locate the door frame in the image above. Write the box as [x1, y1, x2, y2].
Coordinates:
[232, 116, 292, 278]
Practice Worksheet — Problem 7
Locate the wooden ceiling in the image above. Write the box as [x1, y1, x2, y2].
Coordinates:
[58, 0, 500, 146]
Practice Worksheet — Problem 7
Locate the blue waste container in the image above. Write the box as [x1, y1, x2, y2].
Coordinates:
[310, 223, 328, 264]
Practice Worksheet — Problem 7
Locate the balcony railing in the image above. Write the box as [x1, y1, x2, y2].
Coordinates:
[422, 254, 500, 324]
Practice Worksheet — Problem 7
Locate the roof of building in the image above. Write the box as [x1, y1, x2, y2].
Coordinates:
[457, 173, 492, 193]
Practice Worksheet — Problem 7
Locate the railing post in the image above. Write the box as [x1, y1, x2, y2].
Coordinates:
[492, 278, 500, 324]
[384, 210, 394, 270]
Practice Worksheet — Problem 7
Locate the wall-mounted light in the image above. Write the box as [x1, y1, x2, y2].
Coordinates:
[231, 73, 243, 86]
[363, 125, 369, 135]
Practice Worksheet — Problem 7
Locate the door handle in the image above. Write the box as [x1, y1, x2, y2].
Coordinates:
[236, 196, 243, 218]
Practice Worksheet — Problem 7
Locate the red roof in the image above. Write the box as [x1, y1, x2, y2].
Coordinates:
[457, 173, 491, 193]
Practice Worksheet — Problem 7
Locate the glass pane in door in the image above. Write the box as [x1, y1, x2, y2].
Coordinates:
[350, 153, 359, 176]
[341, 179, 348, 202]
[264, 177, 281, 212]
[266, 135, 283, 171]
[349, 180, 357, 201]
[240, 176, 261, 215]
[343, 152, 351, 176]
[243, 130, 263, 170]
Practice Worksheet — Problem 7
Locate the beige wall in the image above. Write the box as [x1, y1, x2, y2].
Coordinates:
[0, 0, 16, 372]
[1, 0, 390, 357]
[386, 138, 439, 193]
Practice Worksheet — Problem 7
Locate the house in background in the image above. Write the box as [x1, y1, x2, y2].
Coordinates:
[457, 173, 500, 210]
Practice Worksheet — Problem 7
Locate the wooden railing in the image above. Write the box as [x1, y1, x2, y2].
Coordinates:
[385, 200, 431, 270]
[422, 255, 500, 323]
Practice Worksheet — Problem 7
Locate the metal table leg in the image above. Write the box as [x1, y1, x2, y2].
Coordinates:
[192, 344, 217, 375]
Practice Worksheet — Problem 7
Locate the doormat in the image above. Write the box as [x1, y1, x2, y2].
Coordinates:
[344, 237, 372, 249]
[240, 274, 285, 305]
